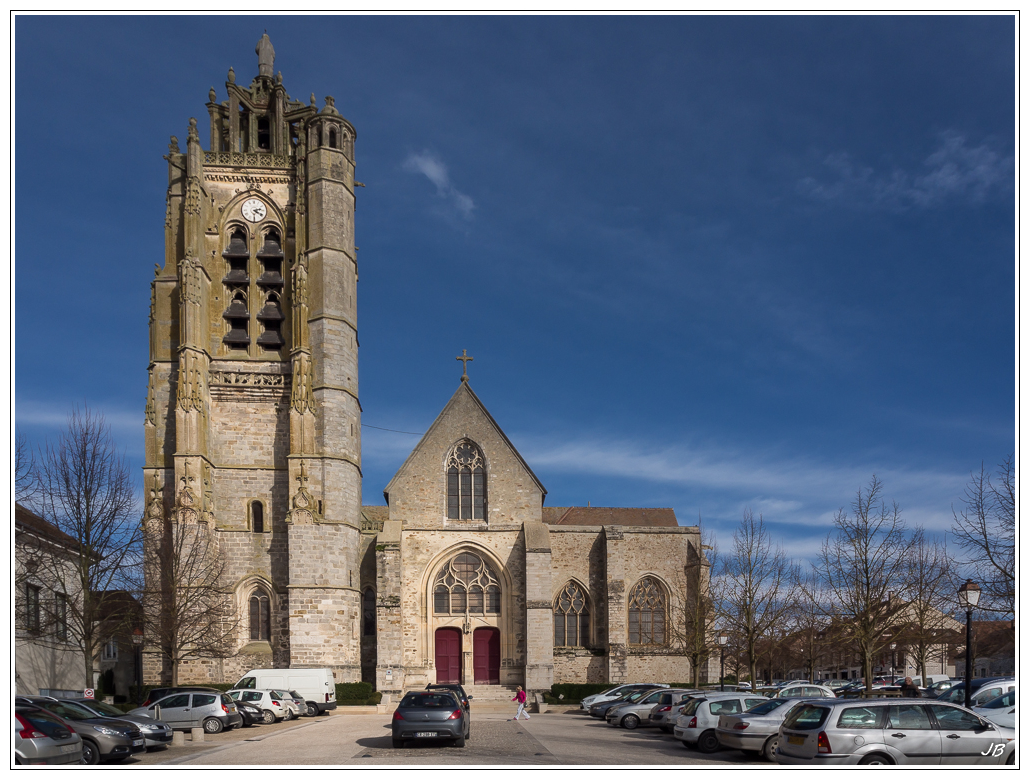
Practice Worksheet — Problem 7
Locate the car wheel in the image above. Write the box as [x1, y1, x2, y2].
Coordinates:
[203, 717, 223, 734]
[621, 714, 640, 730]
[392, 737, 404, 748]
[681, 740, 692, 749]
[262, 709, 276, 725]
[1006, 752, 1015, 766]
[858, 753, 892, 765]
[763, 735, 779, 762]
[81, 739, 100, 765]
[454, 731, 466, 748]
[697, 730, 720, 754]
[306, 702, 318, 717]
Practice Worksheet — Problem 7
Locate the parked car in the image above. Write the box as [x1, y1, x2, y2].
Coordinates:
[233, 699, 264, 727]
[935, 678, 1013, 707]
[607, 687, 696, 729]
[674, 692, 770, 753]
[14, 704, 83, 765]
[60, 698, 173, 749]
[227, 689, 291, 724]
[142, 686, 222, 708]
[234, 667, 337, 716]
[17, 696, 146, 765]
[580, 683, 669, 711]
[392, 689, 470, 748]
[426, 683, 472, 712]
[716, 697, 818, 761]
[129, 691, 242, 734]
[924, 679, 958, 697]
[775, 699, 1016, 765]
[771, 683, 836, 700]
[589, 686, 665, 718]
[973, 690, 1016, 728]
[649, 689, 704, 732]
[272, 689, 303, 720]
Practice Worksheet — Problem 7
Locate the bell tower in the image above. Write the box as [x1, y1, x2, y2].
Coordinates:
[146, 35, 363, 681]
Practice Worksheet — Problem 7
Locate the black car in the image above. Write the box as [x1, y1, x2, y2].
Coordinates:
[393, 690, 470, 748]
[234, 699, 263, 727]
[16, 696, 146, 765]
[425, 683, 472, 711]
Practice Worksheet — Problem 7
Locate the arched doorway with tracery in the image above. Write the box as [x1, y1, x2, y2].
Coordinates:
[423, 547, 514, 686]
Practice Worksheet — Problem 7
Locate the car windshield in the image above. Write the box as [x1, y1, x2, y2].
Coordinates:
[783, 704, 829, 730]
[81, 700, 124, 718]
[682, 698, 704, 716]
[40, 700, 96, 720]
[290, 691, 302, 699]
[747, 699, 788, 716]
[236, 677, 256, 689]
[400, 693, 456, 709]
[982, 691, 1016, 709]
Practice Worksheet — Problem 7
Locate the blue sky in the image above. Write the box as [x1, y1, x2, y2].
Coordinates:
[14, 15, 1015, 561]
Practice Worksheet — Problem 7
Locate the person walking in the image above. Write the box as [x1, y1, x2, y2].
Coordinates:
[511, 685, 530, 720]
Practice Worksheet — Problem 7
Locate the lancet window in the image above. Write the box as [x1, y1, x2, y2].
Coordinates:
[432, 552, 501, 615]
[628, 577, 666, 646]
[553, 582, 590, 647]
[446, 440, 486, 520]
[249, 589, 271, 641]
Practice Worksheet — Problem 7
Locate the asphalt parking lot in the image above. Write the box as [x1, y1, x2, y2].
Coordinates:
[119, 709, 760, 766]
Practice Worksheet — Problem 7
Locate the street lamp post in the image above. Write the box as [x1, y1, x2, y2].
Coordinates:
[957, 580, 981, 709]
[132, 628, 144, 706]
[890, 642, 896, 682]
[718, 632, 728, 692]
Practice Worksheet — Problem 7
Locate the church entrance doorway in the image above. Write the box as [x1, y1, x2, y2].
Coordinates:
[435, 628, 462, 684]
[472, 627, 500, 685]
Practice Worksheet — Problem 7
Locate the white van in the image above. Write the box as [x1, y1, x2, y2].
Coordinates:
[234, 668, 337, 715]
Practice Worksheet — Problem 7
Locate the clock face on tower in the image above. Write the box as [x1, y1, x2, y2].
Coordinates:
[242, 198, 267, 222]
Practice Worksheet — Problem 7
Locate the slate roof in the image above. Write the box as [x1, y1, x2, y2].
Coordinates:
[15, 503, 81, 550]
[542, 506, 679, 527]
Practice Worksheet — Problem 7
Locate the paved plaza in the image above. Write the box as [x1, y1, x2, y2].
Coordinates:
[121, 710, 757, 766]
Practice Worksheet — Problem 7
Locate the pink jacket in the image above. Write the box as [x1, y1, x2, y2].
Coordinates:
[513, 690, 527, 704]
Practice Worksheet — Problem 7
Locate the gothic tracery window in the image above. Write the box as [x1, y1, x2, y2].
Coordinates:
[433, 552, 500, 615]
[249, 589, 271, 641]
[628, 577, 666, 646]
[553, 582, 590, 647]
[446, 440, 486, 520]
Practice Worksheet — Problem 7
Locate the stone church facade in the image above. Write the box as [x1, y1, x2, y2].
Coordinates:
[144, 37, 707, 695]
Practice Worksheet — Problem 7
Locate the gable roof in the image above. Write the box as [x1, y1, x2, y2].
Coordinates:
[383, 381, 546, 501]
[15, 503, 82, 551]
[542, 506, 679, 527]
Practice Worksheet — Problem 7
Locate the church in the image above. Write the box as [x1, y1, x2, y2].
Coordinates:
[144, 36, 708, 699]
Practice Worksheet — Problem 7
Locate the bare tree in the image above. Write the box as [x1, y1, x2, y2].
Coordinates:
[813, 476, 910, 692]
[899, 529, 956, 682]
[718, 509, 801, 689]
[790, 572, 831, 682]
[142, 477, 239, 685]
[679, 529, 718, 687]
[952, 457, 1015, 620]
[16, 432, 36, 504]
[33, 407, 141, 688]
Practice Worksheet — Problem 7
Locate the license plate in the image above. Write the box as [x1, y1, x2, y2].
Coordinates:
[60, 744, 77, 754]
[787, 735, 806, 746]
[415, 732, 437, 738]
[133, 739, 145, 747]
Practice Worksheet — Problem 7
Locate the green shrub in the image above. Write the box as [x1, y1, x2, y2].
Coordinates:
[368, 691, 382, 705]
[336, 682, 374, 702]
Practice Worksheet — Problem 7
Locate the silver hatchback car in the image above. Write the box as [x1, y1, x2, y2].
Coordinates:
[776, 699, 1016, 765]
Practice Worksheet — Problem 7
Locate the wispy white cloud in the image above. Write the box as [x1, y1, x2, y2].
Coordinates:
[517, 432, 965, 538]
[798, 131, 1013, 210]
[403, 150, 475, 220]
[16, 400, 142, 441]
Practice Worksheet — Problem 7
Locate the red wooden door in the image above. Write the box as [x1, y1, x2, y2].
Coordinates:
[435, 628, 462, 684]
[473, 627, 500, 685]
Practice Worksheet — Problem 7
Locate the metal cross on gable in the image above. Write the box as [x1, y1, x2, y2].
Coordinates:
[456, 349, 473, 382]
